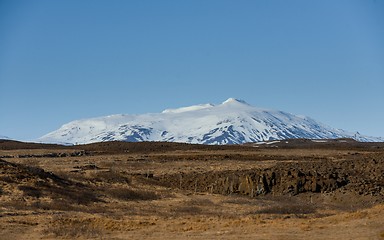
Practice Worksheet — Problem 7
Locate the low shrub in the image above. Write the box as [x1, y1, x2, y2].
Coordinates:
[106, 187, 159, 201]
[44, 218, 102, 239]
[254, 204, 316, 215]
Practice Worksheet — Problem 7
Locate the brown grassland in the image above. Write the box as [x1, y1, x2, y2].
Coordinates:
[0, 139, 383, 239]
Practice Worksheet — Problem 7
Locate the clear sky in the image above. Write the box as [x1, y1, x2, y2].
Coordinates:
[1, 0, 383, 141]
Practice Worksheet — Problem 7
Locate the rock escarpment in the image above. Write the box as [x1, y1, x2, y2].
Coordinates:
[157, 157, 383, 197]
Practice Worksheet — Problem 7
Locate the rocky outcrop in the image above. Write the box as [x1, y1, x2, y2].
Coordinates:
[209, 169, 348, 196]
[156, 158, 383, 197]
[17, 151, 88, 158]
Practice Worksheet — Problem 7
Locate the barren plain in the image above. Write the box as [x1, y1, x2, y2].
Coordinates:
[0, 139, 383, 239]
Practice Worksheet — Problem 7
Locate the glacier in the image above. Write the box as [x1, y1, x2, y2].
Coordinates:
[38, 98, 382, 145]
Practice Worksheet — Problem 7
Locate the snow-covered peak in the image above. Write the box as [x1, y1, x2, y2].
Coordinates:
[162, 103, 214, 114]
[222, 98, 249, 105]
[38, 98, 383, 145]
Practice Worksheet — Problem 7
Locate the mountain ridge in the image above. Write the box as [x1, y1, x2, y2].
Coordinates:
[0, 135, 10, 140]
[38, 98, 382, 145]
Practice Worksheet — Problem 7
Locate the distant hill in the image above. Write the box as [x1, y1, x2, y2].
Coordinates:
[0, 135, 10, 140]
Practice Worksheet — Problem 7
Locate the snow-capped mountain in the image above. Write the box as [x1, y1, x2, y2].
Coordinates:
[38, 98, 382, 145]
[0, 135, 10, 140]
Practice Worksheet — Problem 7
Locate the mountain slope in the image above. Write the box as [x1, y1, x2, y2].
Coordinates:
[38, 98, 382, 145]
[0, 135, 10, 140]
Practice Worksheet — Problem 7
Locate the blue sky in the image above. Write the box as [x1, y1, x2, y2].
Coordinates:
[1, 0, 383, 141]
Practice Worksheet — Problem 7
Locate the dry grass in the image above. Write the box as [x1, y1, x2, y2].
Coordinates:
[106, 187, 159, 201]
[44, 217, 102, 239]
[254, 204, 316, 215]
[0, 140, 383, 239]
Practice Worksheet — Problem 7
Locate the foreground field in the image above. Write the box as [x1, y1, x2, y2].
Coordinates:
[0, 139, 383, 239]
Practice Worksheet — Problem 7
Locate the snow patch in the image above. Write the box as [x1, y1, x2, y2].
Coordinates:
[0, 135, 10, 140]
[256, 141, 281, 145]
[311, 140, 328, 143]
[162, 104, 214, 113]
